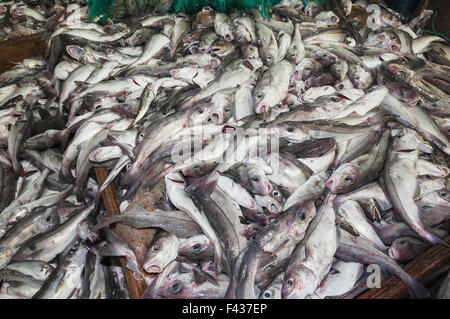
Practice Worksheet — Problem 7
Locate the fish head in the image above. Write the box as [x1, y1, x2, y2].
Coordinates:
[76, 217, 101, 243]
[380, 11, 402, 28]
[269, 103, 290, 119]
[388, 82, 419, 106]
[288, 78, 306, 96]
[157, 273, 192, 298]
[190, 102, 212, 125]
[234, 24, 252, 44]
[210, 38, 235, 58]
[143, 234, 180, 274]
[388, 237, 427, 263]
[193, 7, 215, 30]
[260, 48, 277, 67]
[286, 42, 304, 65]
[270, 121, 308, 143]
[208, 93, 233, 124]
[242, 223, 262, 240]
[178, 235, 212, 260]
[293, 58, 321, 80]
[391, 129, 418, 152]
[313, 49, 338, 66]
[170, 66, 198, 81]
[242, 206, 270, 225]
[316, 11, 340, 24]
[304, 1, 323, 17]
[182, 162, 217, 177]
[330, 61, 348, 80]
[288, 201, 317, 234]
[241, 45, 259, 59]
[342, 1, 353, 16]
[282, 264, 316, 299]
[326, 163, 361, 194]
[66, 45, 85, 61]
[387, 39, 402, 52]
[348, 64, 373, 89]
[260, 273, 283, 299]
[335, 78, 354, 91]
[254, 85, 278, 114]
[243, 166, 272, 195]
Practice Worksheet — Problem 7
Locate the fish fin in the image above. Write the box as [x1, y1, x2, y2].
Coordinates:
[336, 215, 360, 237]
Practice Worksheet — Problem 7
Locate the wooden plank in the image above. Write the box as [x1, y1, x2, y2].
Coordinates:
[94, 167, 148, 299]
[0, 33, 47, 73]
[357, 235, 450, 299]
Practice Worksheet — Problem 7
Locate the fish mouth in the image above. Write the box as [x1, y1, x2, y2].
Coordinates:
[388, 247, 398, 260]
[242, 60, 254, 71]
[256, 104, 266, 114]
[225, 34, 233, 42]
[210, 59, 219, 68]
[222, 125, 236, 133]
[144, 265, 162, 274]
[270, 203, 280, 214]
[209, 113, 221, 124]
[325, 179, 335, 192]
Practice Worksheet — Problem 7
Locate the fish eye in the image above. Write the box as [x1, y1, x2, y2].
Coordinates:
[225, 108, 231, 113]
[425, 174, 431, 179]
[250, 176, 260, 182]
[257, 94, 262, 99]
[276, 104, 282, 109]
[285, 124, 295, 133]
[299, 211, 306, 221]
[267, 56, 272, 60]
[197, 108, 203, 114]
[192, 243, 202, 252]
[263, 291, 272, 298]
[344, 176, 354, 184]
[441, 192, 448, 197]
[171, 281, 183, 293]
[399, 240, 407, 245]
[46, 216, 51, 222]
[152, 245, 160, 252]
[272, 191, 279, 196]
[286, 279, 294, 286]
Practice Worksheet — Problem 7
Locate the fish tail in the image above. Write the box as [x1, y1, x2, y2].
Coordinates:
[59, 160, 75, 184]
[401, 272, 430, 299]
[427, 234, 450, 249]
[12, 159, 25, 177]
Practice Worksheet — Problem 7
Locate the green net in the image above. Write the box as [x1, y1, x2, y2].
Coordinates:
[171, 0, 282, 17]
[87, 0, 284, 20]
[87, 0, 115, 21]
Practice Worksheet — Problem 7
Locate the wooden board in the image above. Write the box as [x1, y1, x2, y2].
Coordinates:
[0, 33, 47, 73]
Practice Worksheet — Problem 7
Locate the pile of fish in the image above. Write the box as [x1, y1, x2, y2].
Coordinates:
[0, 0, 60, 42]
[0, 0, 449, 299]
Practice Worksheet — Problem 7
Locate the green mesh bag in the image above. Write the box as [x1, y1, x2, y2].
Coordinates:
[87, 0, 284, 21]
